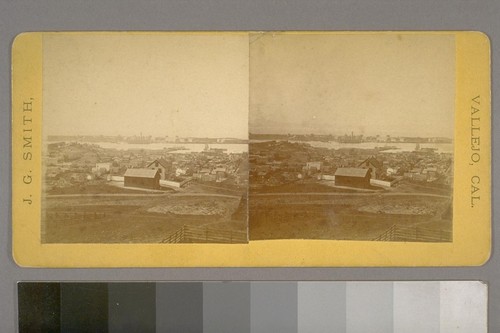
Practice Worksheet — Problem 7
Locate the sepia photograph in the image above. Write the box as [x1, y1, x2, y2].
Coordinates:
[12, 31, 490, 266]
[40, 33, 249, 244]
[249, 33, 454, 242]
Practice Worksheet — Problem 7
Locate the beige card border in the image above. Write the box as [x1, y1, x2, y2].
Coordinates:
[12, 31, 491, 267]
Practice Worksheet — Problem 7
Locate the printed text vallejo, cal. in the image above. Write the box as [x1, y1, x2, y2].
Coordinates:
[470, 95, 481, 208]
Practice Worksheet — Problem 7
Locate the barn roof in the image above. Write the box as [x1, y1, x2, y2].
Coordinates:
[124, 168, 159, 178]
[334, 167, 370, 178]
[147, 158, 170, 168]
[358, 156, 382, 169]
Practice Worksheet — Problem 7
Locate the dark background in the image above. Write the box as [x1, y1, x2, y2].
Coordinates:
[0, 1, 498, 331]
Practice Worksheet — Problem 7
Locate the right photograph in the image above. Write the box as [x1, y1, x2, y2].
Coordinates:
[249, 33, 454, 242]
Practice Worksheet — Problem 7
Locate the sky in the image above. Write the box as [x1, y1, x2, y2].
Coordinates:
[43, 33, 249, 139]
[249, 33, 455, 138]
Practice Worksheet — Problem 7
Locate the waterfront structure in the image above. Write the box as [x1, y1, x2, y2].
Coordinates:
[338, 131, 363, 143]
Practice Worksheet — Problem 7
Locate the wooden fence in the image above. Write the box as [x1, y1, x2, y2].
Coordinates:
[162, 225, 247, 244]
[373, 224, 452, 242]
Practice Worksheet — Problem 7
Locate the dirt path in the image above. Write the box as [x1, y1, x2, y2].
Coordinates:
[47, 192, 241, 199]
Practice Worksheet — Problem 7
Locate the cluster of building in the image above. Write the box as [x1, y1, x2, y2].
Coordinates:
[250, 133, 453, 144]
[44, 142, 248, 191]
[250, 141, 453, 189]
[47, 135, 247, 145]
[337, 133, 453, 144]
[44, 139, 452, 192]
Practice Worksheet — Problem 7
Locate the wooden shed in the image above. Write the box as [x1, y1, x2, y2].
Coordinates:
[124, 168, 160, 189]
[334, 167, 371, 188]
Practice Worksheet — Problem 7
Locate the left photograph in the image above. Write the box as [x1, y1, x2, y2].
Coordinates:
[40, 34, 249, 243]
